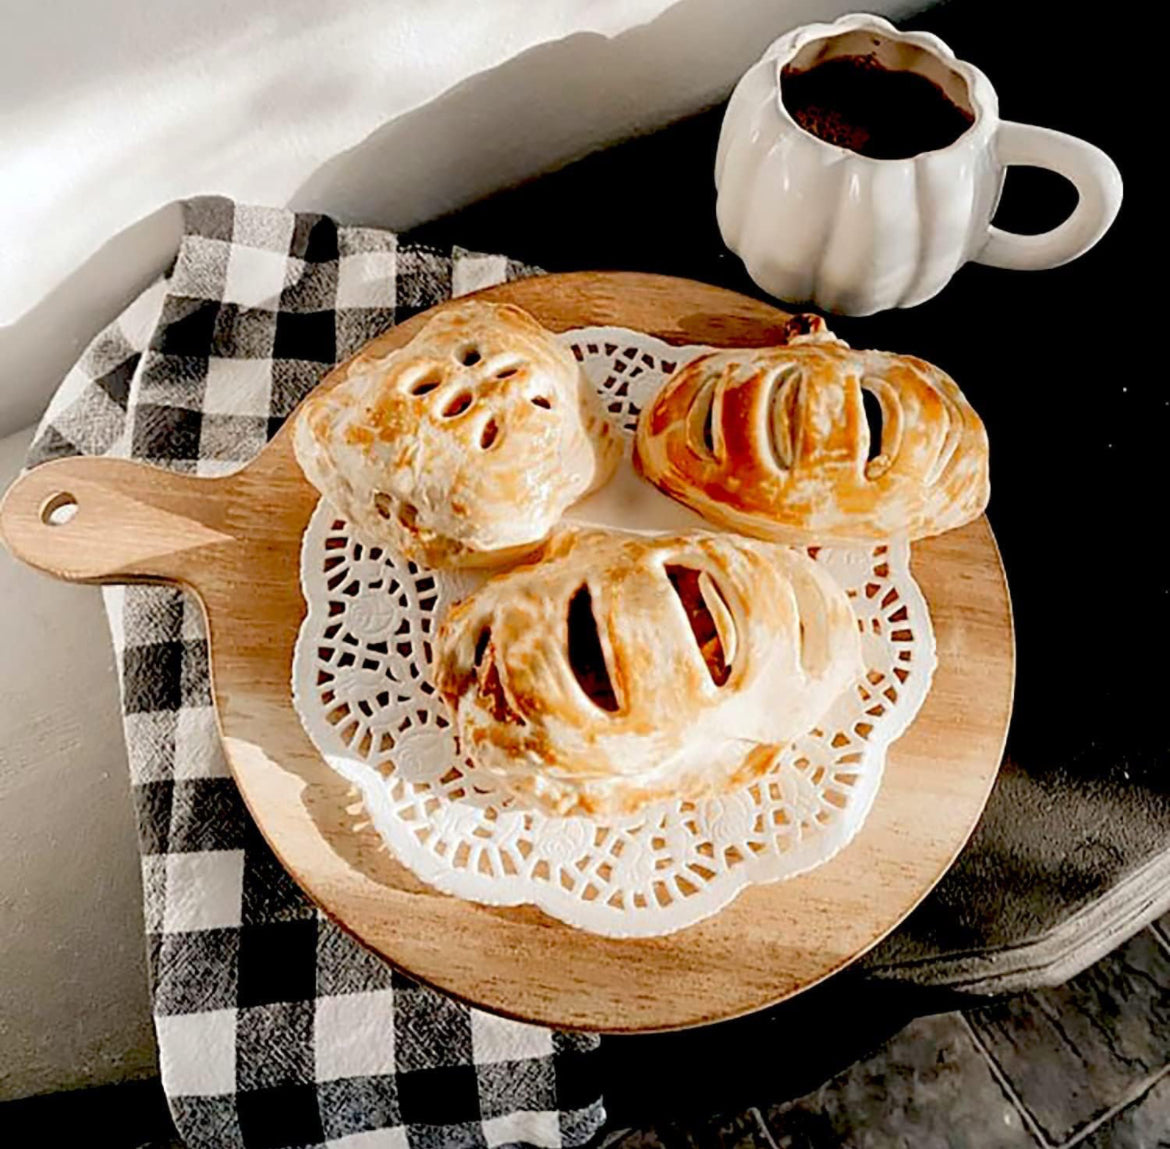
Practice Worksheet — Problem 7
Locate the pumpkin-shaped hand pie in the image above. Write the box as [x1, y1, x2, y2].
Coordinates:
[294, 301, 619, 567]
[633, 316, 989, 543]
[434, 527, 862, 816]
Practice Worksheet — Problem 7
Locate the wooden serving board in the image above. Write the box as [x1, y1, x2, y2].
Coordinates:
[0, 273, 1014, 1032]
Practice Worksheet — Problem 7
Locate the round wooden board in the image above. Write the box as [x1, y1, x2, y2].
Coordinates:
[0, 273, 1014, 1032]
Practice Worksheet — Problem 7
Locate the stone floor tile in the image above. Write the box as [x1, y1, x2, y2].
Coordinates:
[1154, 912, 1170, 948]
[606, 1110, 772, 1149]
[685, 1109, 773, 1149]
[761, 1013, 1035, 1148]
[605, 1131, 670, 1149]
[966, 928, 1170, 1144]
[1079, 1071, 1170, 1149]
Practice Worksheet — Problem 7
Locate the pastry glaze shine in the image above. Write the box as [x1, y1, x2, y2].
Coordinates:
[293, 301, 619, 566]
[435, 526, 863, 817]
[633, 317, 988, 544]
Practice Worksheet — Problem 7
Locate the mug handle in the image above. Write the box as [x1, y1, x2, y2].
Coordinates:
[974, 121, 1123, 271]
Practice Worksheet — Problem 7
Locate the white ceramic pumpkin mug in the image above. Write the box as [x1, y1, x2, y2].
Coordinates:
[716, 13, 1123, 315]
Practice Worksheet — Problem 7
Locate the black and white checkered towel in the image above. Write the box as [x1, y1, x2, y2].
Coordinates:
[26, 197, 604, 1149]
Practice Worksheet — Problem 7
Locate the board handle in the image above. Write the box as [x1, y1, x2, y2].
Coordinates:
[0, 457, 237, 585]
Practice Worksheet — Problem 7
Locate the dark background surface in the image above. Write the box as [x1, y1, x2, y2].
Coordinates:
[411, 0, 1162, 1124]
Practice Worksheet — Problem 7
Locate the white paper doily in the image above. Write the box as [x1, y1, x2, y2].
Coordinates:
[292, 327, 937, 937]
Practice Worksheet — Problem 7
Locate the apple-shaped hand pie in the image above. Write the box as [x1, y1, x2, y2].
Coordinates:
[294, 301, 619, 566]
[633, 316, 988, 543]
[434, 526, 862, 816]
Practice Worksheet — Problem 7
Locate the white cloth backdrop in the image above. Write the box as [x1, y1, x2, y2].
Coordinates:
[0, 0, 919, 435]
[0, 0, 672, 324]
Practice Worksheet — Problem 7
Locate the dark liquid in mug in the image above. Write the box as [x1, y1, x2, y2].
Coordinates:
[781, 55, 975, 160]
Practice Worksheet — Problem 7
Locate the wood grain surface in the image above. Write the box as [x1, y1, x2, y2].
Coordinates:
[0, 273, 1015, 1031]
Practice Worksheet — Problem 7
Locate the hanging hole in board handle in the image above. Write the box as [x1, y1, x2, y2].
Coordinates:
[40, 491, 78, 526]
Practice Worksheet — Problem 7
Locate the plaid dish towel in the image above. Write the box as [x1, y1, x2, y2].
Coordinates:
[26, 197, 604, 1149]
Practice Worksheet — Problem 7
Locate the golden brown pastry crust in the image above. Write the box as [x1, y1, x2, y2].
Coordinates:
[435, 526, 862, 816]
[632, 317, 989, 543]
[294, 301, 619, 566]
